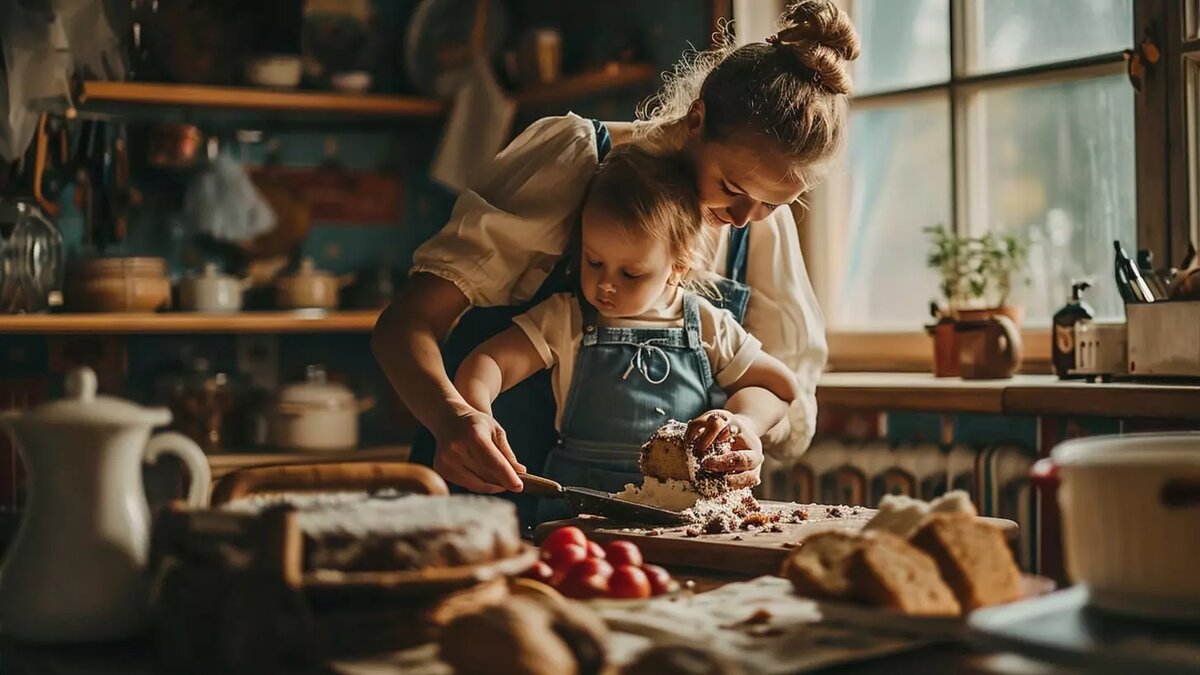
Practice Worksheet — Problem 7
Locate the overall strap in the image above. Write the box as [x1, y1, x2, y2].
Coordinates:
[591, 119, 612, 162]
[579, 299, 600, 346]
[726, 225, 750, 284]
[682, 292, 703, 350]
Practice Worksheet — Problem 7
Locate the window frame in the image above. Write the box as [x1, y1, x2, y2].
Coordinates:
[807, 0, 1169, 372]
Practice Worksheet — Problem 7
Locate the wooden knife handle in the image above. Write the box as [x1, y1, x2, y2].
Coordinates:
[518, 472, 564, 497]
[211, 461, 449, 505]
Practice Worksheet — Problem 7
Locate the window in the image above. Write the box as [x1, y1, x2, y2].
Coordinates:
[812, 0, 1137, 335]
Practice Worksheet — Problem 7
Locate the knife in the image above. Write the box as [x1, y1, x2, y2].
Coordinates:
[518, 473, 689, 526]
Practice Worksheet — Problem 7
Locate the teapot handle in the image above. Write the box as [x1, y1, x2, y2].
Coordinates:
[145, 432, 211, 507]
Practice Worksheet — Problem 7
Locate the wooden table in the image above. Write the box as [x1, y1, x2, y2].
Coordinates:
[0, 568, 1073, 675]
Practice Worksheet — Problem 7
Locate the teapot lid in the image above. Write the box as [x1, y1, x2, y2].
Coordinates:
[15, 368, 172, 428]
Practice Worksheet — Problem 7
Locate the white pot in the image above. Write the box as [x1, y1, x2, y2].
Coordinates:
[0, 368, 209, 642]
[268, 365, 373, 452]
[178, 263, 248, 313]
[1033, 433, 1200, 620]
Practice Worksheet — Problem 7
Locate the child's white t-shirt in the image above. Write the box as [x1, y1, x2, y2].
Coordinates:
[512, 287, 762, 430]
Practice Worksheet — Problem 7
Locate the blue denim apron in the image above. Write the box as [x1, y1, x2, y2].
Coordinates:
[409, 119, 752, 529]
[536, 292, 718, 524]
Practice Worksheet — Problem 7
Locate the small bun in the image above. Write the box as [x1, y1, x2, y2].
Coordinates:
[778, 0, 861, 61]
[769, 0, 860, 95]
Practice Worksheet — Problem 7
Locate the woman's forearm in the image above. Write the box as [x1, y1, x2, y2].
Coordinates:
[371, 273, 475, 437]
[724, 386, 789, 439]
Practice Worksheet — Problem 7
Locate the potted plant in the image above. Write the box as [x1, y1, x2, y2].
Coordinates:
[924, 225, 1029, 377]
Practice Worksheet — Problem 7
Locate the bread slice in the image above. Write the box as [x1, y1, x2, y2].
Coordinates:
[782, 531, 863, 599]
[910, 513, 1021, 611]
[846, 531, 961, 616]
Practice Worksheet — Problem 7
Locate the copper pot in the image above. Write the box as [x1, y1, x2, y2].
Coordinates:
[147, 124, 204, 170]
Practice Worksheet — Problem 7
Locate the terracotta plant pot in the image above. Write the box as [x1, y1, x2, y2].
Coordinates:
[955, 305, 1024, 326]
[926, 321, 960, 378]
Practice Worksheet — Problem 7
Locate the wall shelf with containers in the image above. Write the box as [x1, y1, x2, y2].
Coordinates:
[73, 64, 658, 123]
[0, 310, 381, 335]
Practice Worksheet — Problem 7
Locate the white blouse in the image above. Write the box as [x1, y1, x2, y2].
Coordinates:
[411, 113, 829, 460]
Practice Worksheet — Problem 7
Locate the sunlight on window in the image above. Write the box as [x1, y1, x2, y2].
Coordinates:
[967, 0, 1133, 73]
[852, 0, 950, 95]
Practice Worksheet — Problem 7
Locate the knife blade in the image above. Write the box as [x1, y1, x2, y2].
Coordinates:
[518, 473, 689, 526]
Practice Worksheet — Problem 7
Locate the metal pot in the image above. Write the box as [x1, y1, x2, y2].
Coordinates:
[1032, 433, 1200, 621]
[274, 258, 354, 310]
[178, 263, 250, 313]
[267, 365, 373, 452]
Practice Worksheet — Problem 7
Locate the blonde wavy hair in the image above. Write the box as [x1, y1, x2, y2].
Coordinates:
[635, 0, 861, 186]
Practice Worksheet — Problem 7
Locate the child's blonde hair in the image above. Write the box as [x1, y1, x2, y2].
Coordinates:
[584, 145, 707, 282]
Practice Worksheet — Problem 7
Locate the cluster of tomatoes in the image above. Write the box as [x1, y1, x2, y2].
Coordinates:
[524, 526, 674, 600]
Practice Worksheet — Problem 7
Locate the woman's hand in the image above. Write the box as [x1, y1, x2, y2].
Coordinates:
[684, 410, 764, 490]
[431, 408, 527, 494]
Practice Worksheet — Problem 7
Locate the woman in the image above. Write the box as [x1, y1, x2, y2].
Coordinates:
[373, 0, 860, 520]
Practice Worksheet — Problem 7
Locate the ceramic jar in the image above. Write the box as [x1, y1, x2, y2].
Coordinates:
[267, 365, 373, 452]
[178, 263, 248, 313]
[66, 257, 171, 313]
[274, 258, 354, 310]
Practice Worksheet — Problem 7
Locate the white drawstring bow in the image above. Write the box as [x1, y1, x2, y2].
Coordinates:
[622, 339, 671, 385]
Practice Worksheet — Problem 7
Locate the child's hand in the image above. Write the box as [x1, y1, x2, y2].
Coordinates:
[684, 411, 763, 490]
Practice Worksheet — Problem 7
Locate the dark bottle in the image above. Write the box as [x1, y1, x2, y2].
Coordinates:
[1114, 241, 1155, 303]
[1052, 281, 1095, 379]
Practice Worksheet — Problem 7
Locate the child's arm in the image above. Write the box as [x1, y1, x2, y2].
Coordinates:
[454, 326, 548, 416]
[720, 351, 799, 442]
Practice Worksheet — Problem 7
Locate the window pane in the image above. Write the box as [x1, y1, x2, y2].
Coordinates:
[852, 0, 950, 94]
[832, 98, 951, 329]
[972, 74, 1135, 324]
[967, 0, 1133, 73]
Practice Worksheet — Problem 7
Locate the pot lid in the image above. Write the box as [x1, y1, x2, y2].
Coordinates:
[192, 263, 230, 280]
[1052, 433, 1200, 467]
[12, 368, 172, 428]
[276, 364, 355, 408]
[282, 258, 332, 280]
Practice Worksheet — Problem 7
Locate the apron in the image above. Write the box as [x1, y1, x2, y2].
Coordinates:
[410, 119, 752, 530]
[536, 292, 718, 524]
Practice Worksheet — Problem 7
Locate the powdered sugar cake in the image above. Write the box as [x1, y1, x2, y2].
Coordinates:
[617, 420, 748, 519]
[223, 492, 523, 572]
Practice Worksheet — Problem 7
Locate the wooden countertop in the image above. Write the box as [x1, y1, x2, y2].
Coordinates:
[818, 372, 1200, 420]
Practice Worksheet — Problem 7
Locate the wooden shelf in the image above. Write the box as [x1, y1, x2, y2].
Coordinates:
[818, 371, 1200, 420]
[77, 65, 659, 121]
[79, 81, 445, 119]
[514, 63, 659, 107]
[0, 310, 381, 335]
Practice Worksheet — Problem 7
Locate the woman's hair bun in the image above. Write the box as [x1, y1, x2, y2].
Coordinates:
[770, 0, 861, 95]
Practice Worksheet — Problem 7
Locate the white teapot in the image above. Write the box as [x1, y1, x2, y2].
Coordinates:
[0, 367, 210, 642]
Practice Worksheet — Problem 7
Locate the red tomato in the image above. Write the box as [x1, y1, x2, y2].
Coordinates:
[586, 541, 606, 560]
[602, 540, 643, 568]
[522, 560, 554, 584]
[542, 526, 588, 553]
[607, 565, 651, 599]
[559, 559, 613, 599]
[569, 557, 614, 579]
[642, 564, 673, 596]
[543, 543, 588, 573]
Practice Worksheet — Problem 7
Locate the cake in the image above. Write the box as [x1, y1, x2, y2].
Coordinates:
[910, 512, 1022, 611]
[615, 420, 749, 518]
[780, 530, 863, 599]
[863, 490, 977, 538]
[846, 531, 961, 616]
[222, 491, 522, 572]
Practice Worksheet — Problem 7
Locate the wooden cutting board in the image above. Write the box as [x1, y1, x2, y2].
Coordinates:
[534, 502, 1019, 577]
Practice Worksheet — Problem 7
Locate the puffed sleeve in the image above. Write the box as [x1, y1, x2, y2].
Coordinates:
[741, 207, 829, 461]
[410, 114, 599, 307]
